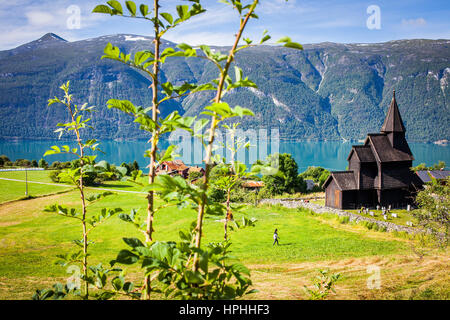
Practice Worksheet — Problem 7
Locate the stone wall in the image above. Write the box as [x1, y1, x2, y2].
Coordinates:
[259, 199, 419, 234]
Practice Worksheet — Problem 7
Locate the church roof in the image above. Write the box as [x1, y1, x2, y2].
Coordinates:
[347, 145, 376, 162]
[380, 90, 406, 133]
[365, 133, 414, 162]
[328, 171, 358, 190]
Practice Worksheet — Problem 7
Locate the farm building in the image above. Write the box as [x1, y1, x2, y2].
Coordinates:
[155, 160, 189, 178]
[155, 161, 205, 179]
[323, 91, 423, 209]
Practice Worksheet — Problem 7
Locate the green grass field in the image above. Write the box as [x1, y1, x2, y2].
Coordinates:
[0, 170, 74, 203]
[0, 170, 448, 300]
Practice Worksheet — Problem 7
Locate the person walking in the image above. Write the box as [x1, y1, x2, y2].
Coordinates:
[273, 229, 279, 246]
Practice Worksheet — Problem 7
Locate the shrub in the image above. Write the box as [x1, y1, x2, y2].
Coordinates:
[188, 170, 203, 181]
[38, 159, 48, 169]
[120, 162, 131, 175]
[230, 187, 256, 203]
[261, 153, 307, 195]
[209, 187, 226, 203]
[49, 170, 62, 183]
[14, 159, 31, 167]
[304, 269, 341, 300]
[83, 171, 100, 186]
[0, 155, 10, 163]
[50, 161, 61, 169]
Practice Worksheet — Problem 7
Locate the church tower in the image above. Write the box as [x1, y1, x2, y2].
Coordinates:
[380, 90, 413, 157]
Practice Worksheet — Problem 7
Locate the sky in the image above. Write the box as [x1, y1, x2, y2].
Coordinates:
[0, 0, 449, 50]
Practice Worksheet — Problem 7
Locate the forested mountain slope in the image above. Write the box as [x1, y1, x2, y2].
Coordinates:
[0, 33, 448, 142]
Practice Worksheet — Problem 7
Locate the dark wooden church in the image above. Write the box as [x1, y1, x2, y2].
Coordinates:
[323, 91, 423, 209]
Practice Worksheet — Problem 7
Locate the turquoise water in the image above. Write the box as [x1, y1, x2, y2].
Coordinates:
[0, 139, 448, 172]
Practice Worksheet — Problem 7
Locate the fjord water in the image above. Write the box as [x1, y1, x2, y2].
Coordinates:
[0, 139, 448, 172]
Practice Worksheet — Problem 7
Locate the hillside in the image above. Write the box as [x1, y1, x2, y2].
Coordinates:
[0, 33, 449, 142]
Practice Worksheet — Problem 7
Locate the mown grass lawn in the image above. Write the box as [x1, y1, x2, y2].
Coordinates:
[0, 170, 74, 203]
[0, 175, 448, 300]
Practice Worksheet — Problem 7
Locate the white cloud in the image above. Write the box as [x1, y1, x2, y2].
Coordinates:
[25, 11, 55, 26]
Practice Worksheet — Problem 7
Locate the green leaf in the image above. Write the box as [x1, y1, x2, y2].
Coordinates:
[123, 237, 145, 249]
[260, 34, 271, 44]
[123, 281, 134, 293]
[134, 113, 156, 131]
[234, 66, 243, 82]
[161, 81, 174, 97]
[185, 270, 205, 284]
[176, 5, 189, 21]
[232, 105, 254, 117]
[44, 145, 62, 156]
[276, 36, 291, 43]
[92, 4, 113, 15]
[159, 145, 179, 163]
[111, 276, 124, 291]
[205, 102, 232, 117]
[115, 166, 127, 177]
[160, 12, 173, 25]
[107, 0, 123, 14]
[283, 42, 303, 50]
[107, 99, 137, 115]
[134, 50, 154, 66]
[151, 242, 169, 261]
[198, 251, 209, 273]
[115, 250, 139, 265]
[139, 4, 149, 17]
[276, 36, 303, 51]
[102, 42, 121, 60]
[125, 1, 136, 16]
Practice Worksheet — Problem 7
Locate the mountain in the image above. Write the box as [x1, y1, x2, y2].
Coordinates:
[0, 34, 449, 142]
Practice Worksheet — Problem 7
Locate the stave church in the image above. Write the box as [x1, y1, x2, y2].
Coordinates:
[323, 91, 423, 209]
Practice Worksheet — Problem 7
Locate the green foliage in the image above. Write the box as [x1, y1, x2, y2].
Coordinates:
[188, 170, 203, 181]
[304, 269, 341, 300]
[38, 158, 48, 169]
[411, 161, 446, 172]
[35, 82, 127, 300]
[0, 155, 10, 164]
[300, 166, 331, 189]
[414, 177, 450, 248]
[13, 159, 31, 167]
[49, 170, 62, 183]
[259, 153, 307, 195]
[361, 221, 376, 230]
[110, 225, 256, 300]
[85, 0, 302, 300]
